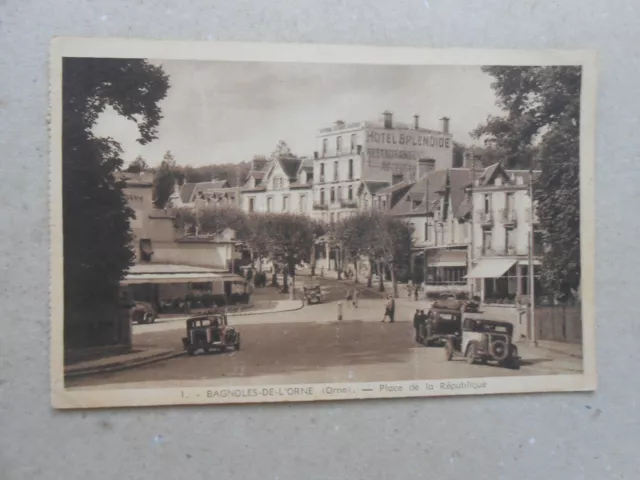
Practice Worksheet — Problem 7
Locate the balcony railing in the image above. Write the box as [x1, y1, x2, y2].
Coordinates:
[339, 199, 358, 208]
[313, 202, 328, 211]
[500, 208, 517, 226]
[476, 209, 494, 226]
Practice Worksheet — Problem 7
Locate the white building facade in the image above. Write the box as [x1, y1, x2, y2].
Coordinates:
[465, 163, 543, 305]
[311, 112, 454, 222]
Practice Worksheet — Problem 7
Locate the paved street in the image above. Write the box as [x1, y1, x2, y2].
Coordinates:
[67, 281, 582, 390]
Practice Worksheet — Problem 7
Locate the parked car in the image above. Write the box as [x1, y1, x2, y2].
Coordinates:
[443, 316, 520, 369]
[130, 301, 157, 324]
[303, 283, 323, 305]
[418, 308, 461, 346]
[182, 311, 241, 356]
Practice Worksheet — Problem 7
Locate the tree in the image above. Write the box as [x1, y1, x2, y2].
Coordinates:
[269, 140, 293, 160]
[258, 213, 314, 294]
[334, 212, 378, 284]
[63, 58, 169, 346]
[473, 66, 581, 298]
[243, 213, 272, 272]
[375, 215, 414, 298]
[153, 150, 177, 208]
[125, 155, 149, 173]
[197, 204, 247, 238]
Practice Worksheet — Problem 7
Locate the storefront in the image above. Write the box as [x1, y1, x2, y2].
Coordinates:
[466, 259, 543, 305]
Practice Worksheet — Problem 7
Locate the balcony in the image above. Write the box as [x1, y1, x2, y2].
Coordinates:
[339, 199, 358, 208]
[476, 209, 494, 227]
[313, 202, 328, 211]
[500, 208, 518, 226]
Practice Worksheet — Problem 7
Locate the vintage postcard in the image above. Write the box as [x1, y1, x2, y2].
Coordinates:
[50, 38, 597, 409]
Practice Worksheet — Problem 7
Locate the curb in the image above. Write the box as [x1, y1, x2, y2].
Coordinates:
[64, 350, 186, 380]
[231, 301, 305, 317]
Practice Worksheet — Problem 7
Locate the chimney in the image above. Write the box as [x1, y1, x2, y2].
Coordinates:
[417, 158, 436, 178]
[440, 116, 450, 134]
[383, 111, 393, 129]
[335, 120, 345, 129]
[414, 114, 420, 130]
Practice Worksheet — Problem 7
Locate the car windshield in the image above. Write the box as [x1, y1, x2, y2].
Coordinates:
[464, 319, 512, 334]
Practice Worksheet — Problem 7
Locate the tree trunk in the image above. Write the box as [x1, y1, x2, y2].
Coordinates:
[367, 258, 373, 288]
[310, 242, 316, 277]
[354, 258, 359, 284]
[282, 267, 289, 294]
[378, 260, 385, 292]
[336, 247, 342, 280]
[391, 262, 399, 298]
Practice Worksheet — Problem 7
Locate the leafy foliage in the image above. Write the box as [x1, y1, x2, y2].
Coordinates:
[474, 66, 582, 297]
[153, 151, 178, 208]
[178, 162, 251, 186]
[125, 155, 149, 173]
[63, 58, 169, 345]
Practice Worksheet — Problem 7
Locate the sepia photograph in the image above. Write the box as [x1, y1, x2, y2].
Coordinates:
[49, 39, 597, 408]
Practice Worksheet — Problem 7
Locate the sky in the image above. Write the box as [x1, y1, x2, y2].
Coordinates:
[93, 60, 504, 168]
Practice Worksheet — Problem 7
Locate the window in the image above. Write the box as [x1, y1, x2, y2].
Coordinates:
[267, 197, 273, 212]
[348, 185, 353, 200]
[337, 186, 342, 201]
[506, 192, 514, 211]
[330, 187, 336, 203]
[333, 161, 339, 181]
[484, 194, 491, 213]
[322, 139, 328, 157]
[320, 189, 325, 205]
[336, 136, 343, 154]
[424, 222, 429, 241]
[348, 158, 354, 180]
[381, 199, 387, 210]
[282, 195, 289, 212]
[482, 229, 493, 254]
[336, 212, 341, 221]
[248, 197, 255, 212]
[320, 163, 325, 181]
[140, 239, 153, 262]
[350, 134, 356, 152]
[330, 212, 335, 223]
[299, 194, 307, 212]
[505, 228, 514, 254]
[392, 174, 403, 185]
[273, 176, 283, 190]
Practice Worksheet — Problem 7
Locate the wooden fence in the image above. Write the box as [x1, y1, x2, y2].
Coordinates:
[536, 303, 582, 344]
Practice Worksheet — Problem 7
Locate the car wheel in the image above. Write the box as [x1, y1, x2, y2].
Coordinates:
[466, 343, 476, 365]
[187, 348, 195, 356]
[444, 341, 453, 361]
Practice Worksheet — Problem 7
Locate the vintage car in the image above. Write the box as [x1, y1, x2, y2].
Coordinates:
[130, 301, 157, 324]
[431, 297, 480, 313]
[181, 312, 241, 356]
[443, 317, 520, 369]
[303, 283, 323, 305]
[418, 308, 461, 346]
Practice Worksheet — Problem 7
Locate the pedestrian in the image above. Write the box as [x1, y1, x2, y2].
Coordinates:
[413, 309, 421, 342]
[417, 309, 427, 341]
[352, 288, 359, 308]
[414, 283, 420, 301]
[346, 288, 353, 307]
[381, 295, 396, 323]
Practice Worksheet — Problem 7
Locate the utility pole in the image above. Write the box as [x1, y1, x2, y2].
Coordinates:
[468, 148, 477, 299]
[528, 165, 537, 346]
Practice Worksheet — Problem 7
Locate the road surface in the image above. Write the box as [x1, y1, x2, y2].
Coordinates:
[67, 294, 583, 390]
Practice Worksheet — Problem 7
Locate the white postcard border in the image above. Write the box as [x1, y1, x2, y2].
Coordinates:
[49, 38, 598, 409]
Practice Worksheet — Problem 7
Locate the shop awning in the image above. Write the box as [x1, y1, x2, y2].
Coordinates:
[465, 259, 516, 279]
[120, 273, 223, 285]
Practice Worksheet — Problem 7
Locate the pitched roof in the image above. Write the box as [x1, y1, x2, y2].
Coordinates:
[179, 183, 197, 204]
[277, 156, 302, 179]
[447, 169, 473, 217]
[299, 158, 314, 172]
[362, 181, 390, 196]
[390, 169, 447, 216]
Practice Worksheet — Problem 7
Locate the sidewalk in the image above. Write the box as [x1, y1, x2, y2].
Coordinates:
[64, 348, 184, 379]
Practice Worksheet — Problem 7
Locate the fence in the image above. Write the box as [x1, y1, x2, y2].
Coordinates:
[536, 303, 582, 344]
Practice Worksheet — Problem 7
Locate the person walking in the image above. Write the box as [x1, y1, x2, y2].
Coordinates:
[413, 309, 421, 342]
[414, 283, 420, 301]
[381, 295, 396, 323]
[352, 288, 359, 308]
